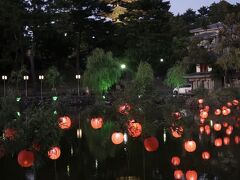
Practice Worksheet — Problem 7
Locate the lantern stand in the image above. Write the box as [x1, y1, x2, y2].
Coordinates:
[2, 75, 7, 97]
[75, 75, 81, 96]
[38, 75, 44, 100]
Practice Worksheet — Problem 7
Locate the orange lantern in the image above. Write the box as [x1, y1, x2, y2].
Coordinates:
[214, 138, 222, 147]
[111, 132, 124, 145]
[48, 146, 61, 160]
[174, 170, 184, 180]
[171, 156, 181, 166]
[127, 120, 142, 137]
[3, 128, 16, 140]
[213, 123, 222, 131]
[17, 150, 34, 167]
[184, 140, 196, 153]
[214, 109, 221, 116]
[144, 136, 159, 152]
[234, 136, 240, 144]
[186, 170, 197, 180]
[202, 151, 210, 160]
[226, 128, 232, 135]
[90, 117, 103, 129]
[171, 126, 183, 138]
[58, 116, 71, 129]
[118, 103, 131, 115]
[198, 99, 204, 104]
[223, 137, 230, 145]
[200, 111, 208, 119]
[232, 99, 239, 106]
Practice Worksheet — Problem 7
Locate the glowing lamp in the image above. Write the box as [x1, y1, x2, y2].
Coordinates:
[184, 140, 196, 153]
[17, 150, 34, 167]
[58, 116, 71, 129]
[214, 138, 222, 147]
[171, 156, 180, 166]
[174, 170, 184, 180]
[223, 137, 230, 145]
[202, 151, 210, 160]
[186, 170, 197, 180]
[127, 120, 142, 137]
[198, 99, 204, 104]
[111, 132, 124, 145]
[200, 111, 208, 119]
[213, 123, 222, 131]
[48, 146, 61, 160]
[214, 109, 221, 116]
[91, 117, 103, 129]
[144, 136, 159, 152]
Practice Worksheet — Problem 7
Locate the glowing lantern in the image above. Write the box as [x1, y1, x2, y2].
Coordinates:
[204, 125, 211, 135]
[234, 136, 240, 144]
[232, 99, 239, 106]
[111, 132, 124, 145]
[213, 123, 222, 131]
[200, 111, 208, 119]
[3, 128, 16, 140]
[171, 156, 180, 166]
[223, 137, 230, 145]
[144, 136, 159, 152]
[17, 150, 34, 167]
[48, 146, 61, 160]
[228, 125, 233, 131]
[223, 122, 228, 127]
[214, 138, 222, 147]
[200, 118, 205, 124]
[227, 102, 232, 107]
[174, 170, 184, 180]
[226, 128, 232, 135]
[118, 103, 131, 115]
[202, 151, 210, 160]
[184, 140, 196, 153]
[204, 105, 210, 112]
[222, 106, 231, 116]
[171, 126, 183, 138]
[199, 126, 204, 134]
[186, 170, 197, 180]
[214, 109, 221, 116]
[127, 120, 142, 137]
[90, 117, 103, 129]
[198, 99, 204, 104]
[58, 116, 71, 129]
[173, 112, 181, 120]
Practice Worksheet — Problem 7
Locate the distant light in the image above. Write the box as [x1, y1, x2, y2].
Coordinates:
[51, 21, 55, 24]
[52, 96, 58, 101]
[75, 75, 81, 79]
[66, 165, 70, 176]
[92, 36, 95, 39]
[160, 58, 164, 62]
[70, 146, 74, 156]
[124, 132, 128, 144]
[210, 120, 213, 127]
[95, 159, 98, 169]
[64, 33, 67, 37]
[17, 112, 21, 117]
[2, 75, 7, 80]
[102, 95, 106, 99]
[16, 97, 21, 102]
[77, 128, 82, 138]
[39, 75, 44, 80]
[23, 75, 29, 80]
[120, 64, 126, 69]
[163, 128, 167, 143]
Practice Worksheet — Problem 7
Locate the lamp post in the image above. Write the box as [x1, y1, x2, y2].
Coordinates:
[75, 75, 81, 96]
[39, 75, 44, 100]
[2, 75, 7, 97]
[23, 75, 29, 97]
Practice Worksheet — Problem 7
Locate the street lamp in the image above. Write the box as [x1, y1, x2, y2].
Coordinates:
[160, 58, 164, 63]
[75, 75, 81, 96]
[120, 64, 126, 70]
[2, 75, 7, 97]
[39, 75, 44, 100]
[23, 75, 29, 97]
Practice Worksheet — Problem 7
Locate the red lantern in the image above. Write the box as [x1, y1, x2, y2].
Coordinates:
[222, 107, 230, 116]
[213, 123, 222, 131]
[144, 136, 159, 152]
[111, 132, 124, 145]
[90, 117, 103, 129]
[118, 103, 131, 115]
[200, 111, 208, 119]
[234, 136, 240, 144]
[214, 109, 221, 116]
[214, 138, 222, 147]
[186, 170, 197, 180]
[48, 146, 61, 160]
[174, 170, 184, 180]
[202, 151, 210, 160]
[223, 137, 230, 145]
[198, 99, 204, 104]
[58, 116, 71, 129]
[17, 150, 34, 167]
[3, 128, 16, 140]
[232, 99, 239, 106]
[184, 140, 196, 153]
[171, 126, 183, 138]
[127, 120, 142, 137]
[171, 156, 180, 166]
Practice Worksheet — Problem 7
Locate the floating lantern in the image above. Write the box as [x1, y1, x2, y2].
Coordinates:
[184, 140, 196, 153]
[204, 105, 210, 112]
[213, 123, 222, 131]
[223, 137, 230, 145]
[111, 132, 124, 145]
[202, 151, 210, 160]
[17, 150, 34, 167]
[222, 122, 228, 127]
[58, 116, 71, 129]
[91, 117, 103, 129]
[127, 120, 142, 137]
[234, 136, 240, 144]
[200, 111, 208, 119]
[174, 170, 184, 180]
[200, 118, 205, 124]
[48, 146, 61, 160]
[199, 126, 204, 134]
[144, 136, 159, 152]
[226, 128, 232, 135]
[232, 99, 239, 106]
[227, 102, 232, 107]
[186, 170, 197, 180]
[198, 99, 204, 104]
[118, 103, 131, 115]
[214, 109, 221, 116]
[171, 156, 180, 166]
[171, 126, 183, 138]
[214, 138, 222, 147]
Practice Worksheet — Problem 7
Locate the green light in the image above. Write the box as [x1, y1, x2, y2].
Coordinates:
[102, 95, 106, 99]
[52, 96, 58, 101]
[16, 97, 21, 102]
[53, 110, 57, 115]
[120, 64, 126, 69]
[17, 112, 21, 117]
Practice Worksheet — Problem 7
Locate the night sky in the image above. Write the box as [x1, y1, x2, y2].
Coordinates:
[166, 0, 239, 15]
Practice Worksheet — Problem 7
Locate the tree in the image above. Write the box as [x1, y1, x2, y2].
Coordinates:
[45, 66, 61, 93]
[83, 48, 122, 94]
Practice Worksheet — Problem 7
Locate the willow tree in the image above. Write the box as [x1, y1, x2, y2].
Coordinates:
[83, 48, 122, 94]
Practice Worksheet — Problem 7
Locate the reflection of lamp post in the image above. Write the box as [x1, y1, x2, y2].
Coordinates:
[39, 75, 44, 100]
[75, 75, 81, 96]
[23, 75, 29, 97]
[2, 75, 7, 97]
